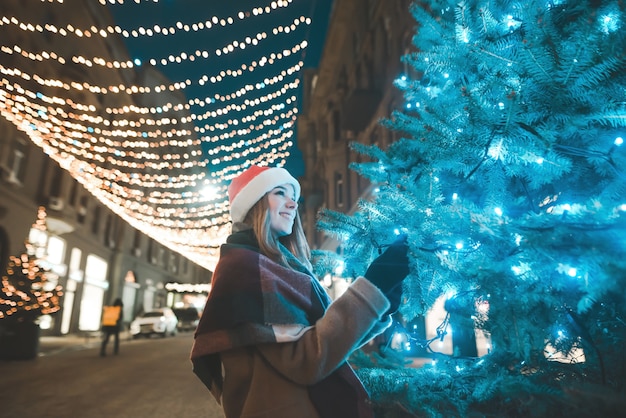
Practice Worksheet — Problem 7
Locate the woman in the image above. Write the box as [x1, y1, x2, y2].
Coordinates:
[191, 165, 409, 418]
[100, 297, 123, 357]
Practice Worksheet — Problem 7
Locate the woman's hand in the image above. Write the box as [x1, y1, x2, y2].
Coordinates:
[364, 236, 410, 314]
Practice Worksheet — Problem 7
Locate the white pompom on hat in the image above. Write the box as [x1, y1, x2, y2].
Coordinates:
[228, 165, 301, 224]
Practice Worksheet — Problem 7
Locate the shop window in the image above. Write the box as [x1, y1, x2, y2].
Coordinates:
[61, 248, 82, 334]
[78, 254, 108, 331]
[46, 235, 66, 265]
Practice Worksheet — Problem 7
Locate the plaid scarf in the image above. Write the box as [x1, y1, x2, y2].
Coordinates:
[191, 230, 373, 418]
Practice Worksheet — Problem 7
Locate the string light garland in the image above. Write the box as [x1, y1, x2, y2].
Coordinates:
[8, 1, 297, 41]
[0, 0, 312, 270]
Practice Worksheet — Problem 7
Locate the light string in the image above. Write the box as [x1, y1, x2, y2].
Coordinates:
[6, 1, 296, 42]
[0, 1, 311, 270]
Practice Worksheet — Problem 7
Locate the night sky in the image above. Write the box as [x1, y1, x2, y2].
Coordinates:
[107, 0, 334, 177]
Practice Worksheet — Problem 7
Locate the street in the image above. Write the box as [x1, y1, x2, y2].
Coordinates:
[0, 332, 226, 418]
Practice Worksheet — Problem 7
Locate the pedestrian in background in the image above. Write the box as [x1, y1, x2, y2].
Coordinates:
[100, 297, 123, 357]
[191, 165, 410, 418]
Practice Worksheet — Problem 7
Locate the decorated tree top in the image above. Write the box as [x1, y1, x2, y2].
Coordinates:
[317, 0, 626, 415]
[0, 207, 63, 324]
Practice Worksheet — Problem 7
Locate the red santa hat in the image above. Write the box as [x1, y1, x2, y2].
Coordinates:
[227, 165, 301, 224]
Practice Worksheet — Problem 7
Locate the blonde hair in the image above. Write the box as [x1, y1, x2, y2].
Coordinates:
[244, 194, 312, 271]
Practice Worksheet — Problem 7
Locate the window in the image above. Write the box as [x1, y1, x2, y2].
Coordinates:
[333, 111, 341, 142]
[132, 229, 142, 257]
[169, 253, 178, 273]
[77, 196, 88, 224]
[158, 247, 166, 268]
[335, 172, 344, 208]
[69, 181, 79, 206]
[91, 206, 101, 235]
[0, 137, 28, 184]
[148, 239, 157, 264]
[353, 32, 361, 57]
[49, 165, 64, 198]
[104, 214, 117, 247]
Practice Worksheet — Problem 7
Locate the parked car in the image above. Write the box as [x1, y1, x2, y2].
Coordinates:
[172, 307, 201, 332]
[130, 308, 178, 338]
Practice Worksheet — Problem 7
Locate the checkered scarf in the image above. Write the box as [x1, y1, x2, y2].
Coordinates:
[190, 230, 373, 418]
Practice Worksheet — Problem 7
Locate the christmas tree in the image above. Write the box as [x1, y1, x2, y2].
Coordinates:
[0, 207, 63, 324]
[316, 0, 626, 415]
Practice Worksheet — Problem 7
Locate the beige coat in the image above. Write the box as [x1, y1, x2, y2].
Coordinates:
[218, 277, 391, 418]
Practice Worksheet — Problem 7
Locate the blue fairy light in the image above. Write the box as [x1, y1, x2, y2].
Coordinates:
[505, 14, 521, 31]
[599, 12, 620, 34]
[394, 75, 409, 88]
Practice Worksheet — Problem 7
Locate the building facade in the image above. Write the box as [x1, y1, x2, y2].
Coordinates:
[297, 0, 416, 251]
[0, 0, 211, 336]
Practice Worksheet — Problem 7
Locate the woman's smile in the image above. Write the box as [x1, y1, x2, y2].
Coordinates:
[268, 184, 298, 237]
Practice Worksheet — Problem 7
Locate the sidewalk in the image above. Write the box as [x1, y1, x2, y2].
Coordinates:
[38, 330, 131, 357]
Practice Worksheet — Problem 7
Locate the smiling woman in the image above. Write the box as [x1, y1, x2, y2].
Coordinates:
[267, 184, 298, 237]
[190, 164, 411, 418]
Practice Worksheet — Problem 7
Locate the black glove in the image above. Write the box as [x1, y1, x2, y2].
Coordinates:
[364, 236, 410, 314]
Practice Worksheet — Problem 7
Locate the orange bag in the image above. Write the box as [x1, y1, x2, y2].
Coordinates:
[102, 305, 121, 326]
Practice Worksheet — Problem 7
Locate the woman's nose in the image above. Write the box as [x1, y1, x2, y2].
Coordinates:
[286, 197, 297, 208]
